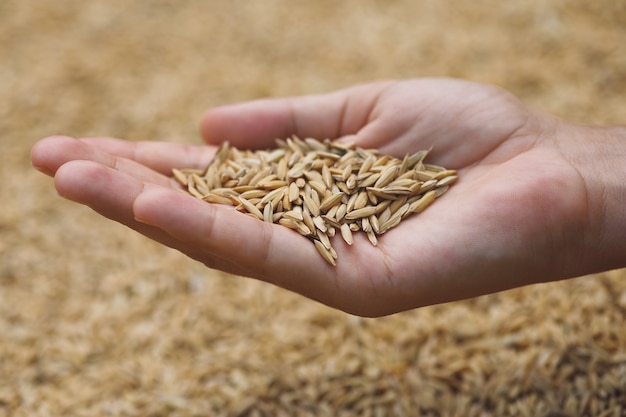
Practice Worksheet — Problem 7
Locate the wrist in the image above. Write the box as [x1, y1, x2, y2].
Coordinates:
[556, 122, 626, 273]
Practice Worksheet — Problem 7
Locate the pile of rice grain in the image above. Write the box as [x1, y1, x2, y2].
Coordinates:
[173, 137, 457, 265]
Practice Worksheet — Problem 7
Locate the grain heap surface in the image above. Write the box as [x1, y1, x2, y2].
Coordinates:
[3, 0, 626, 415]
[173, 137, 457, 265]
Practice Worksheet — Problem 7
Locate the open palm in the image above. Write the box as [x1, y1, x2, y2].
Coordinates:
[31, 78, 592, 316]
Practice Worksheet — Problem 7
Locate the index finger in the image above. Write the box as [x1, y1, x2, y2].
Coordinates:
[200, 81, 394, 149]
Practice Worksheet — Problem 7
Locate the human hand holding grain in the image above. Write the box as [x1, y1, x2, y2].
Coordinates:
[31, 78, 626, 316]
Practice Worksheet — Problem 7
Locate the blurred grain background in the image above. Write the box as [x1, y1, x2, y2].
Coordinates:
[1, 1, 625, 416]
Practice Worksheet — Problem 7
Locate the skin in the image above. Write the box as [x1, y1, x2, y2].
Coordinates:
[31, 78, 626, 317]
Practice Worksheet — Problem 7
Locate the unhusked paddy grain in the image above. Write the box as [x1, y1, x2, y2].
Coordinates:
[173, 137, 457, 265]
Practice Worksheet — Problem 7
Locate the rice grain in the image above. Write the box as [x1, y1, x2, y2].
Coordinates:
[173, 137, 457, 265]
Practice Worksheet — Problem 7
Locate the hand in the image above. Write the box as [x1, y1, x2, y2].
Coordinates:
[31, 78, 625, 316]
